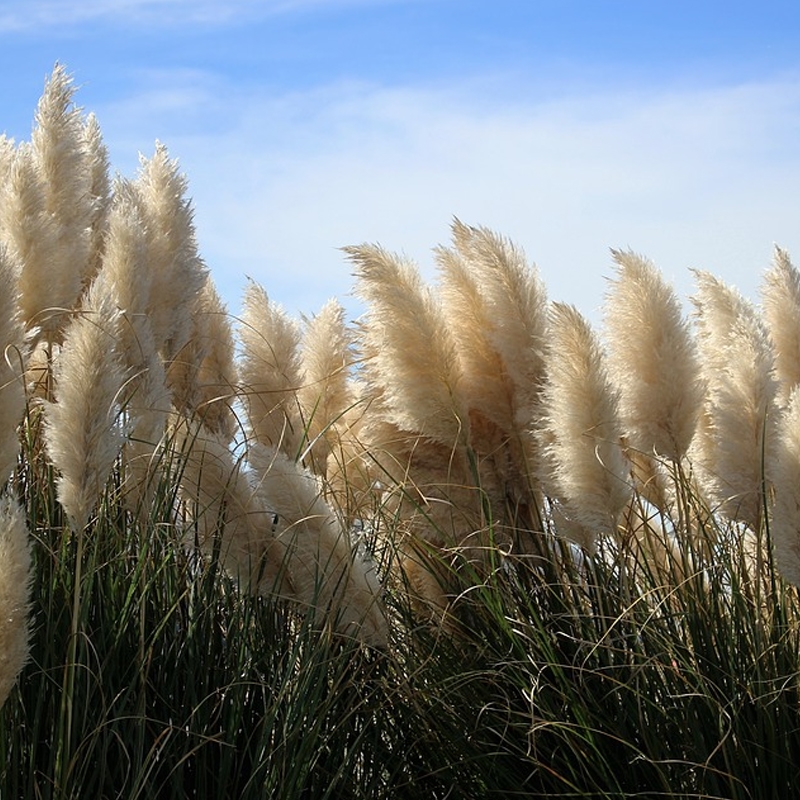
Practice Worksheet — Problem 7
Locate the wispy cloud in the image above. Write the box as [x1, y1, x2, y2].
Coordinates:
[0, 0, 401, 31]
[35, 62, 793, 321]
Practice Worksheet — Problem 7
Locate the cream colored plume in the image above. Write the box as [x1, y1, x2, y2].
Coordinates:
[168, 277, 237, 441]
[0, 136, 14, 183]
[30, 64, 96, 309]
[0, 143, 65, 336]
[449, 219, 547, 435]
[604, 249, 703, 462]
[346, 243, 467, 447]
[0, 497, 31, 708]
[44, 271, 127, 528]
[82, 113, 111, 289]
[129, 144, 208, 363]
[176, 421, 289, 594]
[0, 247, 27, 482]
[539, 302, 632, 544]
[437, 220, 547, 518]
[297, 298, 354, 476]
[239, 280, 304, 457]
[98, 186, 171, 513]
[436, 235, 515, 437]
[248, 444, 387, 647]
[761, 247, 800, 406]
[690, 270, 778, 529]
[770, 386, 800, 587]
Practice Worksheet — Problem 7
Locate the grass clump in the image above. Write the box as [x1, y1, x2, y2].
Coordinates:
[3, 65, 800, 799]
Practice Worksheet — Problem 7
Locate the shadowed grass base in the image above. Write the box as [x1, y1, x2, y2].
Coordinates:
[4, 478, 800, 799]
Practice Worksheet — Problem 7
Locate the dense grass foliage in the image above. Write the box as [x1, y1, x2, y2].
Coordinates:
[4, 455, 800, 798]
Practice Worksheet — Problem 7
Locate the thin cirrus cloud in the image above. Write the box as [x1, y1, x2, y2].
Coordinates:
[93, 69, 800, 323]
[0, 0, 400, 30]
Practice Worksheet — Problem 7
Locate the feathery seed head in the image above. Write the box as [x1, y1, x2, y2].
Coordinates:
[604, 249, 703, 460]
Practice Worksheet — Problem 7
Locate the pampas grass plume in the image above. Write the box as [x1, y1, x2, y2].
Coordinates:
[176, 421, 289, 594]
[0, 246, 27, 481]
[604, 249, 702, 461]
[691, 270, 778, 528]
[761, 246, 800, 405]
[449, 219, 547, 428]
[131, 144, 208, 363]
[239, 280, 304, 457]
[297, 298, 354, 475]
[346, 242, 467, 447]
[539, 302, 631, 542]
[44, 271, 127, 527]
[0, 497, 31, 708]
[249, 444, 387, 647]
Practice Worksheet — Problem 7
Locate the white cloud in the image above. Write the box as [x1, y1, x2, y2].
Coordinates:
[0, 0, 405, 30]
[93, 71, 800, 324]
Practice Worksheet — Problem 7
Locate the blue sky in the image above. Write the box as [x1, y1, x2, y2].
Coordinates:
[1, 0, 799, 323]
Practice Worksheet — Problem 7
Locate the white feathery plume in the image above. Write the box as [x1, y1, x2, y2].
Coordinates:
[176, 421, 289, 594]
[99, 188, 171, 512]
[604, 249, 703, 462]
[168, 277, 237, 441]
[30, 64, 94, 321]
[770, 385, 800, 587]
[239, 280, 304, 457]
[44, 271, 127, 527]
[690, 270, 778, 529]
[346, 242, 467, 447]
[129, 144, 208, 363]
[0, 143, 65, 337]
[761, 246, 800, 406]
[297, 298, 354, 476]
[449, 219, 547, 439]
[539, 302, 632, 545]
[0, 246, 27, 482]
[436, 238, 515, 437]
[81, 112, 111, 290]
[248, 444, 387, 647]
[0, 497, 31, 709]
[437, 220, 547, 520]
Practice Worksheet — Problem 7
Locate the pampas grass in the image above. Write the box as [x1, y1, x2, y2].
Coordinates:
[761, 246, 800, 405]
[168, 277, 237, 441]
[297, 298, 354, 476]
[0, 498, 30, 709]
[0, 247, 27, 482]
[129, 144, 208, 364]
[43, 271, 127, 528]
[0, 142, 64, 337]
[248, 444, 387, 646]
[691, 270, 778, 529]
[239, 280, 304, 457]
[30, 64, 94, 313]
[449, 219, 547, 414]
[176, 420, 289, 595]
[347, 242, 467, 447]
[604, 249, 703, 462]
[539, 302, 632, 547]
[10, 63, 800, 800]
